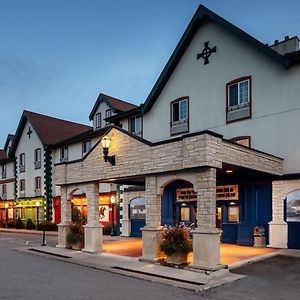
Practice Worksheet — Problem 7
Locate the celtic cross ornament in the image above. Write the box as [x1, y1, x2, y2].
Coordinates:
[197, 41, 216, 65]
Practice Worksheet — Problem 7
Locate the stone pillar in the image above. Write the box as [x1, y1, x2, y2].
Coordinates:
[121, 191, 131, 237]
[191, 168, 224, 271]
[268, 181, 288, 248]
[57, 186, 72, 248]
[140, 175, 164, 262]
[82, 182, 103, 253]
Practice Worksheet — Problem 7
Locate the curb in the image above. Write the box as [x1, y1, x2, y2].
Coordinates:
[0, 228, 58, 236]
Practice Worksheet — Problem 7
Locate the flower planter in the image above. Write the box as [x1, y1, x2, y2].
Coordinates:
[71, 241, 84, 251]
[166, 253, 188, 265]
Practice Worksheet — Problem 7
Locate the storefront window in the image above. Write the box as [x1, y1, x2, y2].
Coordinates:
[129, 197, 146, 220]
[228, 205, 239, 222]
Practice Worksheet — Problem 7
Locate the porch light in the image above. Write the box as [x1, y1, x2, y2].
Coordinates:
[226, 170, 233, 174]
[101, 136, 115, 166]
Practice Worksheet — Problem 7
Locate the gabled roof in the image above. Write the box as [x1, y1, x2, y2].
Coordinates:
[89, 93, 138, 121]
[10, 110, 92, 155]
[4, 134, 14, 151]
[141, 5, 291, 114]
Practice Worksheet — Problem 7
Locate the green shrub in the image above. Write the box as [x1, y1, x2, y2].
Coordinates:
[0, 220, 5, 228]
[103, 223, 112, 235]
[26, 218, 36, 230]
[16, 217, 25, 229]
[66, 223, 84, 245]
[37, 221, 58, 231]
[160, 225, 193, 256]
[7, 221, 16, 228]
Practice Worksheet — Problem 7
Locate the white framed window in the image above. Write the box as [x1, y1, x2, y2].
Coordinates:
[170, 97, 189, 135]
[82, 139, 91, 155]
[1, 163, 6, 178]
[105, 109, 112, 125]
[19, 153, 25, 172]
[60, 146, 68, 162]
[34, 148, 42, 169]
[228, 79, 249, 109]
[130, 115, 142, 137]
[95, 113, 101, 128]
[20, 179, 25, 196]
[35, 177, 41, 190]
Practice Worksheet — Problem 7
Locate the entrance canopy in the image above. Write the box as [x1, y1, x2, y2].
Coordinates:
[54, 126, 283, 186]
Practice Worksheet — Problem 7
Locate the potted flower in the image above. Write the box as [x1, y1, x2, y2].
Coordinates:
[66, 222, 84, 250]
[160, 224, 193, 265]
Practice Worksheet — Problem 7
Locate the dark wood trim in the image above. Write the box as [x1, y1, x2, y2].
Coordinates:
[229, 136, 251, 148]
[226, 76, 252, 124]
[170, 96, 190, 136]
[0, 178, 15, 184]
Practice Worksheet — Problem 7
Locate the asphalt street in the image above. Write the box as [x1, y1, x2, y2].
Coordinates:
[0, 232, 299, 300]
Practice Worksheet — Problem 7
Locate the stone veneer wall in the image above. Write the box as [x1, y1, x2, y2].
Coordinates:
[55, 128, 283, 186]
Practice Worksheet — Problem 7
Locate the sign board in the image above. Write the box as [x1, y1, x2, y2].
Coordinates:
[99, 205, 109, 222]
[216, 185, 239, 200]
[176, 188, 197, 202]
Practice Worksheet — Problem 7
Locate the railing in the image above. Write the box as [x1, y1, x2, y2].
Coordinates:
[19, 165, 25, 173]
[34, 161, 41, 169]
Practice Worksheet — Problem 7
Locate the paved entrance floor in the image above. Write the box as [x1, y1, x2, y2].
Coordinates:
[103, 237, 277, 267]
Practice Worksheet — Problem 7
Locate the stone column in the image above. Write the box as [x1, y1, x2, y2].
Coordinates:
[121, 191, 131, 237]
[57, 186, 72, 248]
[140, 175, 164, 262]
[191, 168, 224, 271]
[268, 181, 288, 248]
[82, 182, 103, 253]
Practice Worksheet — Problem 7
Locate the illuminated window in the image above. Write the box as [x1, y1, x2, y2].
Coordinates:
[180, 207, 190, 222]
[228, 205, 239, 223]
[230, 136, 251, 147]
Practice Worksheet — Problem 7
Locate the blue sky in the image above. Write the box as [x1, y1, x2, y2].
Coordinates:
[0, 0, 299, 144]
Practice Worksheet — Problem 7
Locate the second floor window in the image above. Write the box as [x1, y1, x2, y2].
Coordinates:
[105, 109, 112, 125]
[35, 177, 41, 191]
[170, 97, 189, 135]
[20, 179, 25, 194]
[82, 139, 91, 155]
[60, 146, 68, 162]
[95, 113, 101, 128]
[130, 115, 142, 137]
[34, 148, 41, 169]
[19, 153, 25, 172]
[226, 76, 251, 123]
[1, 164, 6, 179]
[2, 184, 7, 197]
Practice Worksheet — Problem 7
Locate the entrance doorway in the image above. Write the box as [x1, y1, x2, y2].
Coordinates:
[129, 197, 146, 237]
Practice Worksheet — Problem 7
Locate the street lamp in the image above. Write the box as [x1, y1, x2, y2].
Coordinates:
[101, 136, 115, 166]
[110, 195, 116, 236]
[4, 203, 9, 228]
[36, 201, 40, 229]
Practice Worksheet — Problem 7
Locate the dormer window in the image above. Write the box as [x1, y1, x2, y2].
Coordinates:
[105, 109, 112, 125]
[130, 115, 142, 137]
[170, 97, 189, 135]
[95, 113, 102, 128]
[226, 76, 251, 123]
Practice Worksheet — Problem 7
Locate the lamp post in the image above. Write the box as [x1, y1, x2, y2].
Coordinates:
[110, 195, 116, 236]
[36, 201, 40, 229]
[4, 203, 9, 228]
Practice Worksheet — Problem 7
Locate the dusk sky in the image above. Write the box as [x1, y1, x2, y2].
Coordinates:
[0, 0, 299, 144]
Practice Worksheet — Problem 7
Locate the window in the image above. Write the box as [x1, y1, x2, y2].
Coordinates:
[229, 136, 251, 148]
[95, 113, 101, 128]
[228, 205, 240, 223]
[105, 109, 112, 125]
[34, 148, 41, 169]
[226, 76, 251, 123]
[1, 163, 6, 179]
[35, 177, 41, 196]
[82, 139, 91, 155]
[130, 115, 142, 137]
[60, 146, 68, 162]
[20, 179, 25, 196]
[1, 184, 7, 199]
[170, 97, 189, 135]
[19, 153, 25, 172]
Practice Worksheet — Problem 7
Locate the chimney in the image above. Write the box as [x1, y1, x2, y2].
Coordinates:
[270, 36, 299, 55]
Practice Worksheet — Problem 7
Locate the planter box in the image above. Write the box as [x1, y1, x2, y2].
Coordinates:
[166, 253, 188, 265]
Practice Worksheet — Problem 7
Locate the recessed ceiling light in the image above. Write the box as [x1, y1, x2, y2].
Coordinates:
[226, 170, 233, 173]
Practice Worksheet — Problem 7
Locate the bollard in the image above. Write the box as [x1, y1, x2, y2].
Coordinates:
[41, 230, 46, 246]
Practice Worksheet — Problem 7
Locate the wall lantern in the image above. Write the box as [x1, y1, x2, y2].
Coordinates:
[101, 136, 115, 166]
